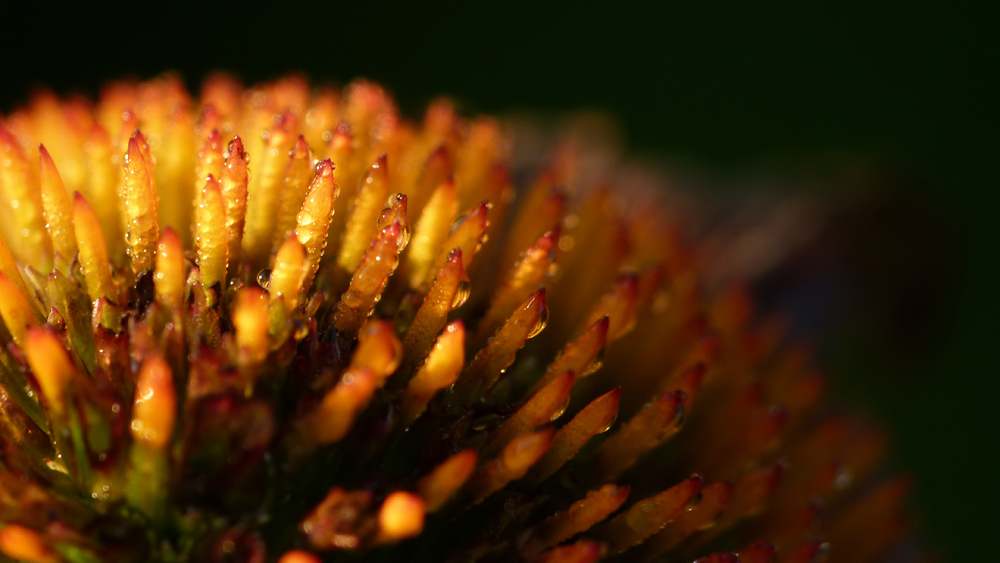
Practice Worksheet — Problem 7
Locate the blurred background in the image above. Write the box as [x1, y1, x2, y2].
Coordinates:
[1, 1, 994, 559]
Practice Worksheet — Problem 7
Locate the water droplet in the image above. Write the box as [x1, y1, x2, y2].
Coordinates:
[596, 409, 618, 433]
[256, 269, 272, 289]
[686, 491, 704, 509]
[549, 395, 571, 422]
[451, 280, 471, 310]
[528, 305, 549, 339]
[397, 225, 411, 250]
[582, 347, 606, 377]
[344, 292, 363, 309]
[657, 404, 685, 441]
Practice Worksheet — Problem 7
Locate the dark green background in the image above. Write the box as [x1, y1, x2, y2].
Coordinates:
[1, 1, 994, 559]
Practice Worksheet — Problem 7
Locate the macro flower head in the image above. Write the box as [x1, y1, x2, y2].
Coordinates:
[0, 74, 914, 563]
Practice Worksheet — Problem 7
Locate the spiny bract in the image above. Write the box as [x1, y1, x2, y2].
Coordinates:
[0, 74, 910, 563]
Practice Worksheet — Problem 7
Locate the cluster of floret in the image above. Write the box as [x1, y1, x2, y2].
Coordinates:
[0, 74, 908, 562]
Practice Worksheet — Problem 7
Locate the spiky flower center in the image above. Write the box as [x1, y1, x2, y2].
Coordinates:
[0, 74, 908, 563]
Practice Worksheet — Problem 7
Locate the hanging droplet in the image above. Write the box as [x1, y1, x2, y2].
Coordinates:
[582, 346, 607, 377]
[451, 279, 471, 310]
[656, 404, 685, 441]
[527, 304, 549, 339]
[397, 224, 411, 251]
[549, 393, 572, 422]
[256, 269, 272, 289]
[596, 408, 619, 434]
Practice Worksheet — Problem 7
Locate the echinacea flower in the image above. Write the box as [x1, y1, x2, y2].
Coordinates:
[0, 74, 913, 563]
